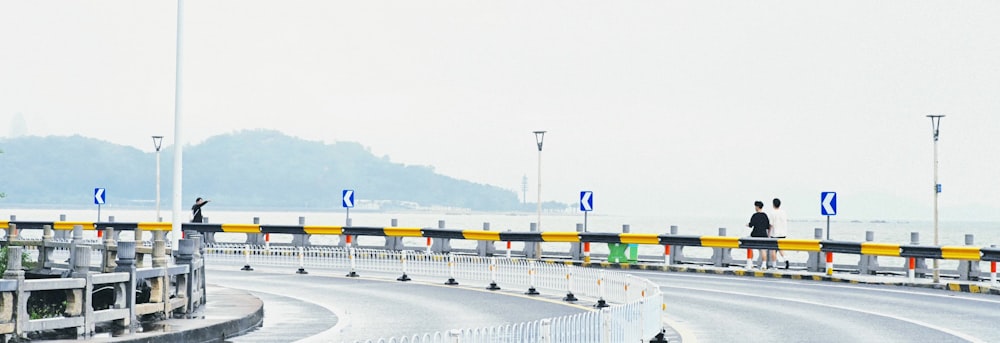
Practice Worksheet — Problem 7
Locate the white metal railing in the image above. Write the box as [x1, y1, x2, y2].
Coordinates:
[203, 244, 665, 343]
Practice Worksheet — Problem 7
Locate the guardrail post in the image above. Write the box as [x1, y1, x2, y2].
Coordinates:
[246, 217, 264, 246]
[907, 232, 928, 277]
[114, 241, 137, 332]
[624, 224, 638, 263]
[384, 219, 402, 251]
[102, 227, 117, 273]
[69, 245, 94, 337]
[711, 227, 729, 267]
[806, 228, 823, 272]
[504, 230, 512, 258]
[563, 264, 577, 302]
[431, 220, 451, 254]
[859, 231, 879, 275]
[585, 242, 592, 264]
[477, 222, 495, 257]
[957, 234, 980, 281]
[669, 225, 681, 264]
[825, 251, 834, 276]
[525, 223, 539, 259]
[175, 239, 195, 316]
[4, 246, 26, 338]
[294, 216, 312, 248]
[908, 257, 916, 282]
[39, 224, 54, 270]
[346, 238, 359, 277]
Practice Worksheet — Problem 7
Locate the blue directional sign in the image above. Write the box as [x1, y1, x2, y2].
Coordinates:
[342, 189, 355, 208]
[936, 184, 942, 193]
[94, 188, 106, 205]
[579, 191, 593, 212]
[821, 192, 837, 216]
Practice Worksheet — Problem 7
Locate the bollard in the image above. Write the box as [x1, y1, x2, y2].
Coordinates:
[992, 245, 998, 286]
[487, 257, 500, 290]
[425, 237, 432, 255]
[826, 251, 834, 276]
[859, 230, 879, 275]
[296, 246, 308, 274]
[445, 254, 458, 285]
[563, 265, 578, 302]
[525, 260, 539, 295]
[711, 227, 728, 267]
[908, 257, 916, 282]
[397, 250, 411, 281]
[958, 234, 980, 281]
[909, 232, 928, 277]
[746, 248, 754, 269]
[807, 227, 825, 272]
[241, 244, 254, 271]
[663, 244, 670, 266]
[572, 223, 584, 261]
[584, 242, 591, 263]
[505, 234, 512, 259]
[594, 270, 609, 308]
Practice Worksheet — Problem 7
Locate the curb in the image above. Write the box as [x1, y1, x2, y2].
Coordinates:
[543, 260, 1000, 296]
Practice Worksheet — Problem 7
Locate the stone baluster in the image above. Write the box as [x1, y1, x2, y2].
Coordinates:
[102, 227, 117, 273]
[3, 246, 26, 336]
[114, 241, 137, 331]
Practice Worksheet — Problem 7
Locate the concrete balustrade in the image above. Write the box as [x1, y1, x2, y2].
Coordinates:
[0, 222, 205, 340]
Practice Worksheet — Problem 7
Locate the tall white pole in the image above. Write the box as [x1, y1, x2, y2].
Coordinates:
[170, 0, 186, 251]
[537, 147, 542, 231]
[156, 144, 161, 222]
[927, 115, 944, 284]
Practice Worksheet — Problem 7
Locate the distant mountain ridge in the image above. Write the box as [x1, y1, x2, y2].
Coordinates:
[0, 130, 542, 212]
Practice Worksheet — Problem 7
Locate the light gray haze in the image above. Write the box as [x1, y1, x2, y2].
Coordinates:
[2, 2, 999, 222]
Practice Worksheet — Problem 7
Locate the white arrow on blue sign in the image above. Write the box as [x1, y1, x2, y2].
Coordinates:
[579, 191, 593, 212]
[821, 192, 837, 216]
[342, 189, 355, 208]
[94, 188, 106, 205]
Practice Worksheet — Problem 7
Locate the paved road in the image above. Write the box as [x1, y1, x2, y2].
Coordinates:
[633, 271, 1000, 343]
[205, 265, 594, 342]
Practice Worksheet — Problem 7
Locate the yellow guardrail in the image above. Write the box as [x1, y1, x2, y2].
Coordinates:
[861, 243, 901, 257]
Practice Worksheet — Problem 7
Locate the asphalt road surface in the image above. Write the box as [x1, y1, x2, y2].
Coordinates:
[206, 265, 594, 343]
[635, 271, 1000, 343]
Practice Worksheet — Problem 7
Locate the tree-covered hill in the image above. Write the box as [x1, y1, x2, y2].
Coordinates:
[0, 130, 529, 211]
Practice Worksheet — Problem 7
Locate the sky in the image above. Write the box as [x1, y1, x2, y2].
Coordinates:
[2, 1, 1000, 222]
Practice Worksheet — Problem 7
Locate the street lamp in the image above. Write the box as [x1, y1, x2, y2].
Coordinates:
[927, 114, 944, 283]
[534, 131, 546, 233]
[152, 136, 164, 222]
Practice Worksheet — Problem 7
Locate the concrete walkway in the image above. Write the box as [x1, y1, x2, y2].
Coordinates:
[48, 285, 264, 343]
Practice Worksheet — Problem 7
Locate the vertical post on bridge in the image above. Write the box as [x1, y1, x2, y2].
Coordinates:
[425, 237, 432, 255]
[584, 242, 591, 263]
[595, 270, 609, 308]
[505, 239, 512, 259]
[525, 260, 539, 295]
[663, 244, 670, 266]
[825, 252, 833, 276]
[241, 244, 253, 271]
[296, 246, 307, 274]
[487, 257, 500, 290]
[563, 264, 577, 302]
[397, 250, 411, 281]
[346, 235, 359, 277]
[908, 257, 916, 282]
[445, 254, 458, 285]
[746, 248, 754, 269]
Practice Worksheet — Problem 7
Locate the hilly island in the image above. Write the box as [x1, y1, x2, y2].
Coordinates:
[0, 130, 568, 212]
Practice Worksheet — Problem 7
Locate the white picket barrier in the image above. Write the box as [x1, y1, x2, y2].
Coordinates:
[203, 244, 665, 343]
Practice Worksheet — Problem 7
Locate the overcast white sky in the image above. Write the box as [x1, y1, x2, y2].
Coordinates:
[2, 1, 999, 222]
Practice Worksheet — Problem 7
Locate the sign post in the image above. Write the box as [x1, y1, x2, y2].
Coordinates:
[342, 189, 355, 225]
[94, 188, 106, 222]
[821, 192, 837, 240]
[579, 191, 593, 232]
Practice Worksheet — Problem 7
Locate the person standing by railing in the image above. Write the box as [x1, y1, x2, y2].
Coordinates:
[191, 197, 210, 223]
[768, 198, 789, 269]
[748, 200, 771, 269]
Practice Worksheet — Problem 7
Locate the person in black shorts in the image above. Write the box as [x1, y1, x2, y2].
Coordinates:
[747, 200, 770, 269]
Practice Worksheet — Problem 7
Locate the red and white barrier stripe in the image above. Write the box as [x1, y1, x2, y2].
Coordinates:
[664, 245, 671, 266]
[908, 257, 916, 282]
[506, 241, 512, 258]
[425, 237, 432, 254]
[825, 252, 833, 276]
[746, 249, 754, 269]
[584, 242, 591, 263]
[991, 260, 997, 286]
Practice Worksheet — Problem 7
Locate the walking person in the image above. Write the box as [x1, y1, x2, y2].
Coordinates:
[191, 197, 210, 223]
[768, 198, 789, 269]
[747, 200, 771, 269]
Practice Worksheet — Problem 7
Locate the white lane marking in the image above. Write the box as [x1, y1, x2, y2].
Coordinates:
[661, 283, 987, 343]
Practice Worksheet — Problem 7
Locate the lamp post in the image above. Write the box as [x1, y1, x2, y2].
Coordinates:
[152, 136, 164, 222]
[533, 131, 546, 232]
[927, 114, 944, 283]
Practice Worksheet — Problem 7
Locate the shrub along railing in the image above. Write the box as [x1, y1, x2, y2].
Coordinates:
[0, 223, 205, 341]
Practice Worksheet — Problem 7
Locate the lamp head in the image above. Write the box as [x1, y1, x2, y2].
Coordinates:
[533, 131, 546, 151]
[152, 135, 164, 151]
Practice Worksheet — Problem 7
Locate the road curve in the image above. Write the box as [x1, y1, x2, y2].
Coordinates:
[634, 271, 1000, 343]
[206, 265, 593, 342]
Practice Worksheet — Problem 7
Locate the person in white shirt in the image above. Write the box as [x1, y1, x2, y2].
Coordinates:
[768, 198, 790, 269]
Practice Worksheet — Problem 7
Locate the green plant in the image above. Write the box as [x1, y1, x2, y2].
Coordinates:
[0, 246, 32, 273]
